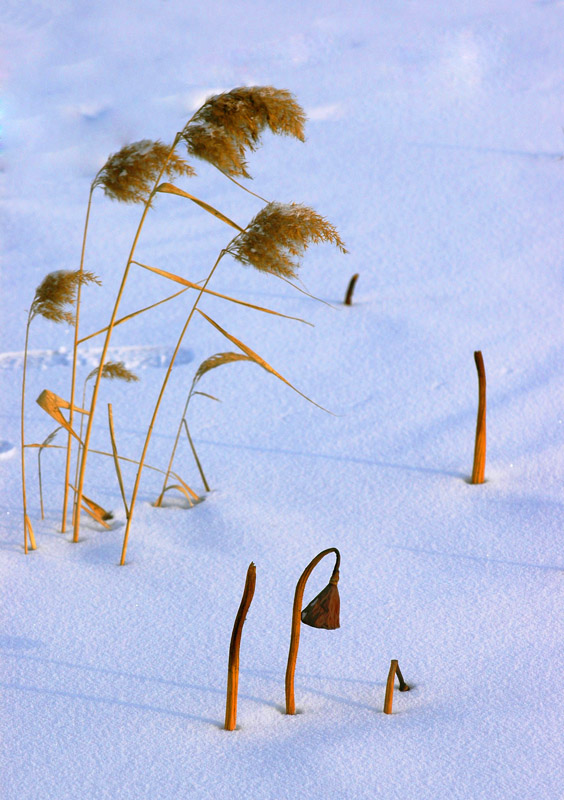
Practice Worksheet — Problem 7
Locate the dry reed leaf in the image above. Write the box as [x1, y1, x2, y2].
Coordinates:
[78, 288, 189, 344]
[133, 261, 312, 326]
[36, 390, 89, 440]
[196, 310, 333, 414]
[94, 140, 195, 203]
[228, 202, 347, 279]
[155, 183, 244, 230]
[79, 493, 112, 528]
[182, 86, 306, 178]
[192, 352, 256, 387]
[154, 484, 195, 508]
[85, 361, 139, 384]
[31, 270, 101, 325]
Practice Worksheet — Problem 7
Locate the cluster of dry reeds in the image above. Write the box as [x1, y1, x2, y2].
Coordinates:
[22, 86, 347, 563]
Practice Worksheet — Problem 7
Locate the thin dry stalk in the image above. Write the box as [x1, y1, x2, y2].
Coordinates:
[344, 273, 359, 305]
[21, 313, 36, 553]
[108, 404, 129, 517]
[73, 133, 186, 545]
[285, 548, 340, 715]
[38, 427, 62, 520]
[119, 250, 227, 564]
[62, 186, 96, 533]
[471, 350, 486, 484]
[225, 562, 256, 731]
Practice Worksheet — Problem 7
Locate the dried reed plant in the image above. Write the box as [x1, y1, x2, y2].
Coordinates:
[22, 270, 99, 552]
[61, 140, 192, 531]
[70, 86, 346, 567]
[182, 87, 306, 178]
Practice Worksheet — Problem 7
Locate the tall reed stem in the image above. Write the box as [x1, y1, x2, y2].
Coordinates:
[225, 562, 256, 731]
[61, 185, 95, 532]
[73, 133, 182, 544]
[21, 314, 37, 553]
[119, 251, 225, 565]
[285, 547, 340, 715]
[471, 350, 486, 484]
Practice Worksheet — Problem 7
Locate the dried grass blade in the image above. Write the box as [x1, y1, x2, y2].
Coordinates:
[154, 484, 195, 508]
[67, 488, 112, 529]
[196, 310, 333, 414]
[107, 404, 129, 517]
[192, 391, 221, 402]
[182, 419, 210, 492]
[36, 390, 88, 441]
[132, 261, 312, 325]
[77, 288, 189, 344]
[155, 183, 244, 231]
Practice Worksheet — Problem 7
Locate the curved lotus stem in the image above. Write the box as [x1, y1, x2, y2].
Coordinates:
[285, 547, 341, 715]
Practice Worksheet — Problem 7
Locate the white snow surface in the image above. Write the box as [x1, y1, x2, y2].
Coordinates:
[2, 1, 564, 798]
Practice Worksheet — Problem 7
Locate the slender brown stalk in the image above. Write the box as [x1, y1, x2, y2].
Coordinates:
[471, 350, 486, 484]
[61, 185, 95, 532]
[108, 404, 129, 517]
[73, 133, 183, 545]
[344, 273, 359, 306]
[225, 562, 256, 731]
[21, 314, 37, 553]
[285, 547, 340, 715]
[119, 251, 226, 565]
[183, 420, 210, 493]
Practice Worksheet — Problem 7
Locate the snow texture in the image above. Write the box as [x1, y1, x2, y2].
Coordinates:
[1, 1, 564, 799]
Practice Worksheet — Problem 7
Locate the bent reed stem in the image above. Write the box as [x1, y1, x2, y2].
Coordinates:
[73, 133, 183, 544]
[285, 547, 340, 715]
[21, 313, 36, 553]
[119, 250, 226, 565]
[61, 184, 95, 532]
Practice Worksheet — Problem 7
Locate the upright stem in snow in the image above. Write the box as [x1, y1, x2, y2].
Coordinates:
[61, 184, 94, 532]
[73, 133, 182, 545]
[21, 314, 37, 553]
[119, 250, 226, 565]
[285, 547, 340, 715]
[471, 350, 486, 484]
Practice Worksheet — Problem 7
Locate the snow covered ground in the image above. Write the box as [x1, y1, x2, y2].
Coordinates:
[2, 1, 564, 798]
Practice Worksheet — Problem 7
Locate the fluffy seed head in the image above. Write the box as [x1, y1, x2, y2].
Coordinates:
[31, 270, 101, 325]
[94, 140, 195, 203]
[228, 202, 347, 279]
[182, 87, 306, 178]
[86, 361, 139, 383]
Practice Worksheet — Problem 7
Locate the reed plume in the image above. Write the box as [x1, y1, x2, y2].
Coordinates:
[227, 202, 347, 279]
[182, 87, 306, 178]
[93, 140, 195, 204]
[30, 270, 100, 324]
